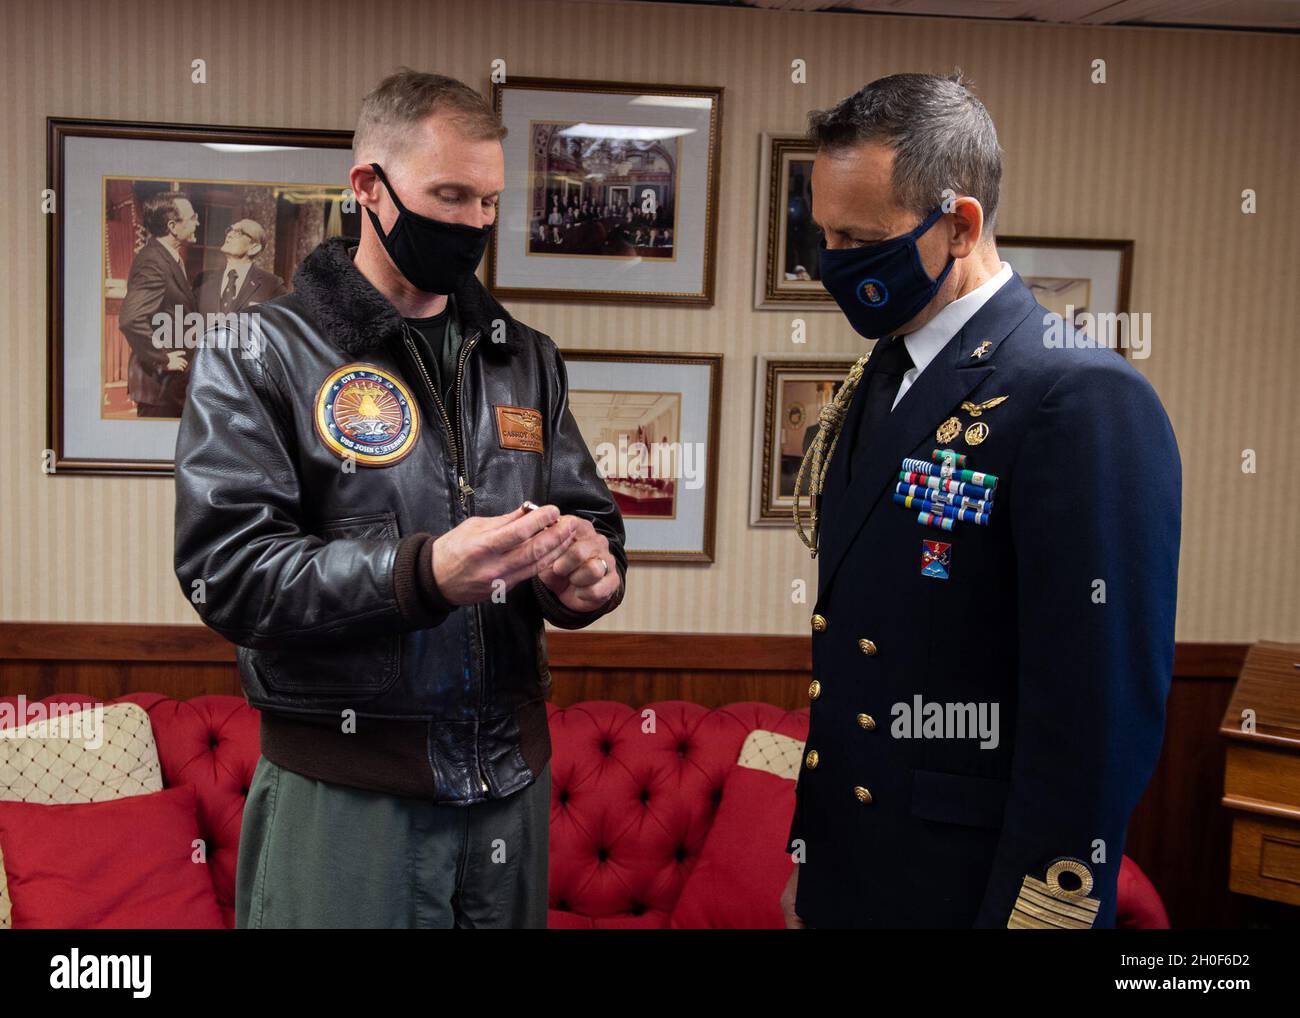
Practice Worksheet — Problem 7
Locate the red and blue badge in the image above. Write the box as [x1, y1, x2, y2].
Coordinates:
[920, 540, 951, 580]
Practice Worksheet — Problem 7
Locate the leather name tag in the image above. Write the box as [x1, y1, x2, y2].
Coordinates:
[495, 404, 544, 454]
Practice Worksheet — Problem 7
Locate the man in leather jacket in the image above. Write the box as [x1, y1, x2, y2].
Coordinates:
[173, 69, 626, 928]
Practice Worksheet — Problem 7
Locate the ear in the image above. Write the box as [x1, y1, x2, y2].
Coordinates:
[348, 162, 383, 209]
[948, 196, 985, 258]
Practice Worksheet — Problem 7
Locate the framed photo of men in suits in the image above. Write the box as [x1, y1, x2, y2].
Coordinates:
[46, 118, 360, 475]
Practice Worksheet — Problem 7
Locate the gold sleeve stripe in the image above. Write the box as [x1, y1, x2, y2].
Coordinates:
[1007, 876, 1101, 930]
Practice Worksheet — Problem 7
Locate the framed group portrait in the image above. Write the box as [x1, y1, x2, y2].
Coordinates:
[488, 77, 723, 305]
[47, 117, 359, 475]
[559, 350, 721, 561]
[749, 354, 855, 526]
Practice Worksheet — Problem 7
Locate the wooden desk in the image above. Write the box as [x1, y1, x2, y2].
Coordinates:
[1220, 641, 1300, 906]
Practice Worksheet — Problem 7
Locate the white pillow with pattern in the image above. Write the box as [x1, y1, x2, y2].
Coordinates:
[0, 701, 164, 928]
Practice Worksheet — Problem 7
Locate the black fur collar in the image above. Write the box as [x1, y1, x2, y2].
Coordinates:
[291, 236, 521, 357]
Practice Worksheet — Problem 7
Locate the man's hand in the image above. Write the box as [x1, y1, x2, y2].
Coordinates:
[781, 865, 805, 929]
[165, 350, 189, 372]
[537, 514, 619, 613]
[432, 504, 577, 606]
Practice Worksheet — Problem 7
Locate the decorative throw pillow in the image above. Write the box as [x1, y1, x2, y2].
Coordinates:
[669, 728, 804, 929]
[0, 701, 164, 929]
[0, 785, 224, 929]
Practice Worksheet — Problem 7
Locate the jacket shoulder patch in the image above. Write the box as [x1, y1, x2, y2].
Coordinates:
[495, 404, 544, 454]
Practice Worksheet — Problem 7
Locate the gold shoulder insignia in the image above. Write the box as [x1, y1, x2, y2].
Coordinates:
[1007, 858, 1101, 929]
[959, 395, 1009, 417]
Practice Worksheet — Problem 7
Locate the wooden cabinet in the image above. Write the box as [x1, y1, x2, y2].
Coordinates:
[1220, 642, 1300, 906]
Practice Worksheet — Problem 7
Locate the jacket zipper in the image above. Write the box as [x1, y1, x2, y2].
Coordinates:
[401, 324, 479, 510]
[401, 322, 490, 796]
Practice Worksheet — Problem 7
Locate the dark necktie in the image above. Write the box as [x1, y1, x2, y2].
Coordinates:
[860, 335, 914, 436]
[220, 269, 238, 312]
[845, 336, 914, 480]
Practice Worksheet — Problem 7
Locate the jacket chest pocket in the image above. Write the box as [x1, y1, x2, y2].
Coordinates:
[258, 511, 402, 701]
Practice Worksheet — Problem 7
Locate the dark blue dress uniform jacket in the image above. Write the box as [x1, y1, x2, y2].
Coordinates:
[786, 272, 1181, 928]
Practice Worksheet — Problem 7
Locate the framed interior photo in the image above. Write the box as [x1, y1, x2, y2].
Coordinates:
[749, 354, 855, 526]
[754, 133, 833, 310]
[997, 235, 1135, 355]
[47, 117, 359, 475]
[489, 77, 723, 305]
[560, 350, 721, 562]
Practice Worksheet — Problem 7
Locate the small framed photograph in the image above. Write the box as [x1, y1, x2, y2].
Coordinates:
[47, 117, 359, 475]
[754, 133, 832, 310]
[998, 236, 1135, 355]
[489, 77, 723, 305]
[560, 350, 722, 561]
[750, 354, 855, 526]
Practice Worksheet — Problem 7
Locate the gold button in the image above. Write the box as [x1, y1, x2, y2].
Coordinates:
[811, 614, 827, 633]
[808, 679, 821, 701]
[858, 638, 878, 656]
[854, 786, 873, 804]
[857, 713, 876, 731]
[805, 749, 819, 769]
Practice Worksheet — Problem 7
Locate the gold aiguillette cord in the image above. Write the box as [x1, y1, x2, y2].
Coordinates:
[792, 350, 873, 557]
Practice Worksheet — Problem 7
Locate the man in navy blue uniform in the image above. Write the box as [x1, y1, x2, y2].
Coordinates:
[780, 72, 1181, 929]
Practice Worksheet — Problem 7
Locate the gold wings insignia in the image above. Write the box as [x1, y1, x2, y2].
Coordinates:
[960, 395, 1009, 417]
[502, 409, 541, 432]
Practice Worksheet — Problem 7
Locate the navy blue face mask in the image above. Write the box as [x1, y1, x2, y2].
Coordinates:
[818, 206, 955, 339]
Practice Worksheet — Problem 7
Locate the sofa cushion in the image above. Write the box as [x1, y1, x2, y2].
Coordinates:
[0, 785, 224, 929]
[669, 729, 803, 928]
[546, 700, 808, 928]
[0, 700, 164, 929]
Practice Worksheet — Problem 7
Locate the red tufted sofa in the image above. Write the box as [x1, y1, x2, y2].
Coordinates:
[0, 693, 1170, 929]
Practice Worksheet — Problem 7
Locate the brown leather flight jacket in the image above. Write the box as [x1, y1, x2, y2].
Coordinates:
[173, 237, 626, 803]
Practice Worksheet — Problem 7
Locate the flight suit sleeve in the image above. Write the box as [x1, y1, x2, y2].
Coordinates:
[530, 337, 628, 629]
[973, 361, 1181, 928]
[173, 326, 451, 650]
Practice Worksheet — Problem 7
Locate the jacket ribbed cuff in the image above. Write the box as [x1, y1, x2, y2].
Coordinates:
[394, 533, 453, 627]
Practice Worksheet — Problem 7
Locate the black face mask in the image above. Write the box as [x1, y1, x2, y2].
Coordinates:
[365, 162, 492, 294]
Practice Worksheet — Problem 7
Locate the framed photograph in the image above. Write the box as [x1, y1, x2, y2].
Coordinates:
[749, 354, 855, 526]
[755, 133, 831, 310]
[998, 236, 1134, 354]
[488, 77, 723, 305]
[560, 350, 721, 562]
[47, 117, 360, 475]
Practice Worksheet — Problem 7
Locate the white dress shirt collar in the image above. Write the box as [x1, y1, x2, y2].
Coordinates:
[892, 261, 1013, 410]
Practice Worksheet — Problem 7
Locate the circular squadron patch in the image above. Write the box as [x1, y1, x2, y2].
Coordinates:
[314, 364, 419, 466]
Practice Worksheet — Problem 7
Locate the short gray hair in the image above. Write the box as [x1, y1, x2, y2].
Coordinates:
[354, 67, 506, 166]
[807, 71, 1003, 236]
